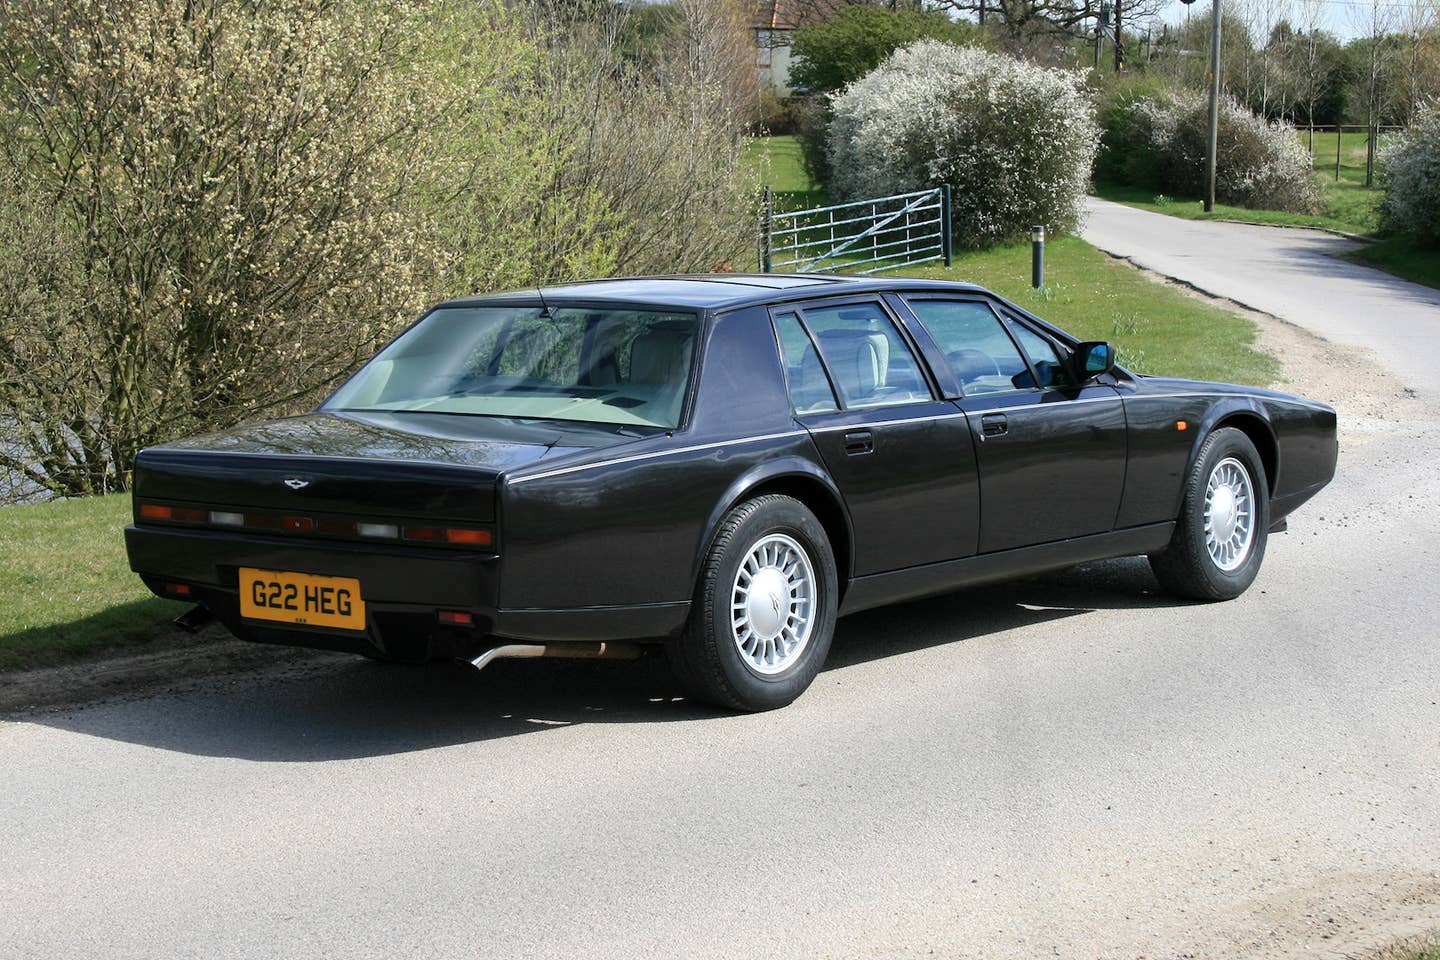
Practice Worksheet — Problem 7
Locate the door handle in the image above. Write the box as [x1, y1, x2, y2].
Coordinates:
[843, 429, 875, 456]
[980, 413, 1008, 439]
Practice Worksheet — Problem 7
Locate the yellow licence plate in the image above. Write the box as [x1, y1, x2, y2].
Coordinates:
[239, 568, 365, 631]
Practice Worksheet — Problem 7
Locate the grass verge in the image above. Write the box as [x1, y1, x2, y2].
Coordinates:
[1351, 238, 1440, 290]
[1091, 180, 1379, 237]
[0, 493, 186, 672]
[1371, 935, 1440, 960]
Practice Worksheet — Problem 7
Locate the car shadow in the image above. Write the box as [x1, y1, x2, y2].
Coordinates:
[29, 558, 1178, 762]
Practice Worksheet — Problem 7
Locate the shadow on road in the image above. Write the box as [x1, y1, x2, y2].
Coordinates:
[30, 557, 1179, 761]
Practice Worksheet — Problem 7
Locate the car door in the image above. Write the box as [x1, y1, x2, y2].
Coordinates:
[897, 295, 1127, 554]
[770, 299, 980, 576]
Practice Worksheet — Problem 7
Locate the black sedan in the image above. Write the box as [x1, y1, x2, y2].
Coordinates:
[126, 275, 1337, 710]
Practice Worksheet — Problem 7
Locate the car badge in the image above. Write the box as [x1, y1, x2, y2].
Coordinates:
[283, 478, 310, 490]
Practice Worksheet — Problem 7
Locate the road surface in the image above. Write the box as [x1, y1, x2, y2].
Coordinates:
[1083, 197, 1440, 399]
[4, 213, 1439, 958]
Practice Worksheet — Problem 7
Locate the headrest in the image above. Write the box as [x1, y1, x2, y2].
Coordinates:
[817, 328, 889, 398]
[630, 327, 693, 385]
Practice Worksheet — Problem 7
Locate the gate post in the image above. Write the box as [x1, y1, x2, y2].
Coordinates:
[940, 185, 953, 267]
[758, 186, 774, 273]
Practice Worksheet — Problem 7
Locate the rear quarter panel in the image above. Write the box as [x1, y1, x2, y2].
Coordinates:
[497, 305, 822, 610]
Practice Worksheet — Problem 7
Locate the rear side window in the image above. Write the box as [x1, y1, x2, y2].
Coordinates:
[904, 298, 1030, 396]
[798, 302, 930, 409]
[772, 311, 838, 414]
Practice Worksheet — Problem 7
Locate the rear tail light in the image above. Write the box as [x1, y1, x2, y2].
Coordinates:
[164, 583, 192, 597]
[140, 501, 493, 550]
[404, 526, 493, 547]
[139, 503, 206, 522]
[438, 610, 474, 627]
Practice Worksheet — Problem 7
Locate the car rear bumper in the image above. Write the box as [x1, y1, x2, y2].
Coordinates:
[125, 525, 690, 659]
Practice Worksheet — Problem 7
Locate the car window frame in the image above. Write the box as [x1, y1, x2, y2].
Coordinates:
[321, 299, 709, 434]
[998, 310, 1079, 391]
[774, 295, 941, 414]
[768, 307, 841, 416]
[898, 293, 1046, 400]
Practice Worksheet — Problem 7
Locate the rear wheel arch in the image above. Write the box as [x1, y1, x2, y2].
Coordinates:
[695, 464, 852, 601]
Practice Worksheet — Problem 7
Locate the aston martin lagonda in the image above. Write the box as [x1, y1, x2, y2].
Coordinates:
[126, 275, 1337, 710]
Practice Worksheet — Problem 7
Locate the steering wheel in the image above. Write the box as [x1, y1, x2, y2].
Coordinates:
[947, 348, 1002, 383]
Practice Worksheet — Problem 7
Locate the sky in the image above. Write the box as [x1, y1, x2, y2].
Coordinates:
[1148, 0, 1432, 41]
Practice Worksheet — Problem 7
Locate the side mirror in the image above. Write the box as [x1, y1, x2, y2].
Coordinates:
[1072, 341, 1116, 381]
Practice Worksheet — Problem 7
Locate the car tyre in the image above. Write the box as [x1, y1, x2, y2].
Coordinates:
[1149, 427, 1270, 601]
[670, 494, 838, 712]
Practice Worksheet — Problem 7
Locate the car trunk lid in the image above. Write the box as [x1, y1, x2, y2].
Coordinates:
[133, 411, 647, 523]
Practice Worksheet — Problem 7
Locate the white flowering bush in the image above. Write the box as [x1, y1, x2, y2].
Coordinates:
[1380, 102, 1440, 246]
[1100, 91, 1319, 214]
[827, 41, 1098, 248]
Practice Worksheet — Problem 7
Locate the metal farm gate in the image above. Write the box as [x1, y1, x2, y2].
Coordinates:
[758, 186, 952, 275]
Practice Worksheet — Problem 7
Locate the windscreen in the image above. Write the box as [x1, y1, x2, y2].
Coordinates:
[325, 306, 700, 429]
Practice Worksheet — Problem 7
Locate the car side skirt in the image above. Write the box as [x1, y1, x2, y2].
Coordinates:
[838, 522, 1176, 617]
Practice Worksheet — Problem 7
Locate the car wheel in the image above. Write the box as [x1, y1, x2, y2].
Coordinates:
[1149, 427, 1270, 601]
[670, 494, 838, 712]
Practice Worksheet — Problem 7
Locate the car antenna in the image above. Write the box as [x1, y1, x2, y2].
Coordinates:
[536, 285, 556, 318]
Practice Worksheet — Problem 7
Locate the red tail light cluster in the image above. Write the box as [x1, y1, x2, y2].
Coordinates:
[137, 501, 494, 550]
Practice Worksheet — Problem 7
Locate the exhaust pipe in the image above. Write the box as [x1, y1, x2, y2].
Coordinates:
[173, 604, 216, 634]
[467, 641, 643, 673]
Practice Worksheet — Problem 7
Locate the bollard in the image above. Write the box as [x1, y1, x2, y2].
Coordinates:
[1031, 225, 1045, 289]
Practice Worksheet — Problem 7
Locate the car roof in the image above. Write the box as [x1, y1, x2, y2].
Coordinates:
[436, 274, 993, 311]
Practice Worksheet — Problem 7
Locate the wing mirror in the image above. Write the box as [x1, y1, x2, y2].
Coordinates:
[1072, 341, 1116, 381]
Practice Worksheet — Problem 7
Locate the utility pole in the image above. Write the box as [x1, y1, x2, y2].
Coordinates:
[1096, 1, 1110, 70]
[1114, 0, 1124, 71]
[1204, 0, 1222, 211]
[979, 0, 986, 26]
[1181, 0, 1221, 211]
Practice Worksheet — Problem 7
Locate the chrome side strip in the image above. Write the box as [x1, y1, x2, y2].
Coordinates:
[807, 411, 971, 432]
[507, 430, 808, 483]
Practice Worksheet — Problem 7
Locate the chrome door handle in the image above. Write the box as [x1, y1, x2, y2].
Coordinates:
[980, 414, 1008, 439]
[843, 429, 875, 455]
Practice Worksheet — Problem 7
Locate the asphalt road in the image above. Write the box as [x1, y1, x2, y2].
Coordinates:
[1082, 197, 1440, 399]
[4, 212, 1440, 958]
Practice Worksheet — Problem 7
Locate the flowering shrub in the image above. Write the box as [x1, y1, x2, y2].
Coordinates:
[1100, 90, 1319, 214]
[826, 41, 1098, 248]
[1380, 102, 1440, 246]
[0, 0, 758, 500]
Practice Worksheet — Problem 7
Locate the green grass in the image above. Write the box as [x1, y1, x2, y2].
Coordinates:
[0, 493, 186, 672]
[748, 133, 828, 211]
[1352, 237, 1440, 290]
[1374, 937, 1440, 960]
[894, 235, 1281, 388]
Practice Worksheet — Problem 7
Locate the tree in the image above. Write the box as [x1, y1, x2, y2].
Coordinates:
[788, 3, 979, 94]
[929, 0, 1165, 62]
[0, 0, 469, 498]
[1391, 0, 1440, 123]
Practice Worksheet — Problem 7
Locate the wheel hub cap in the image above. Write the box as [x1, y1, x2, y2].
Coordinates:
[745, 568, 788, 640]
[731, 533, 816, 675]
[1210, 485, 1238, 542]
[1204, 456, 1256, 572]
